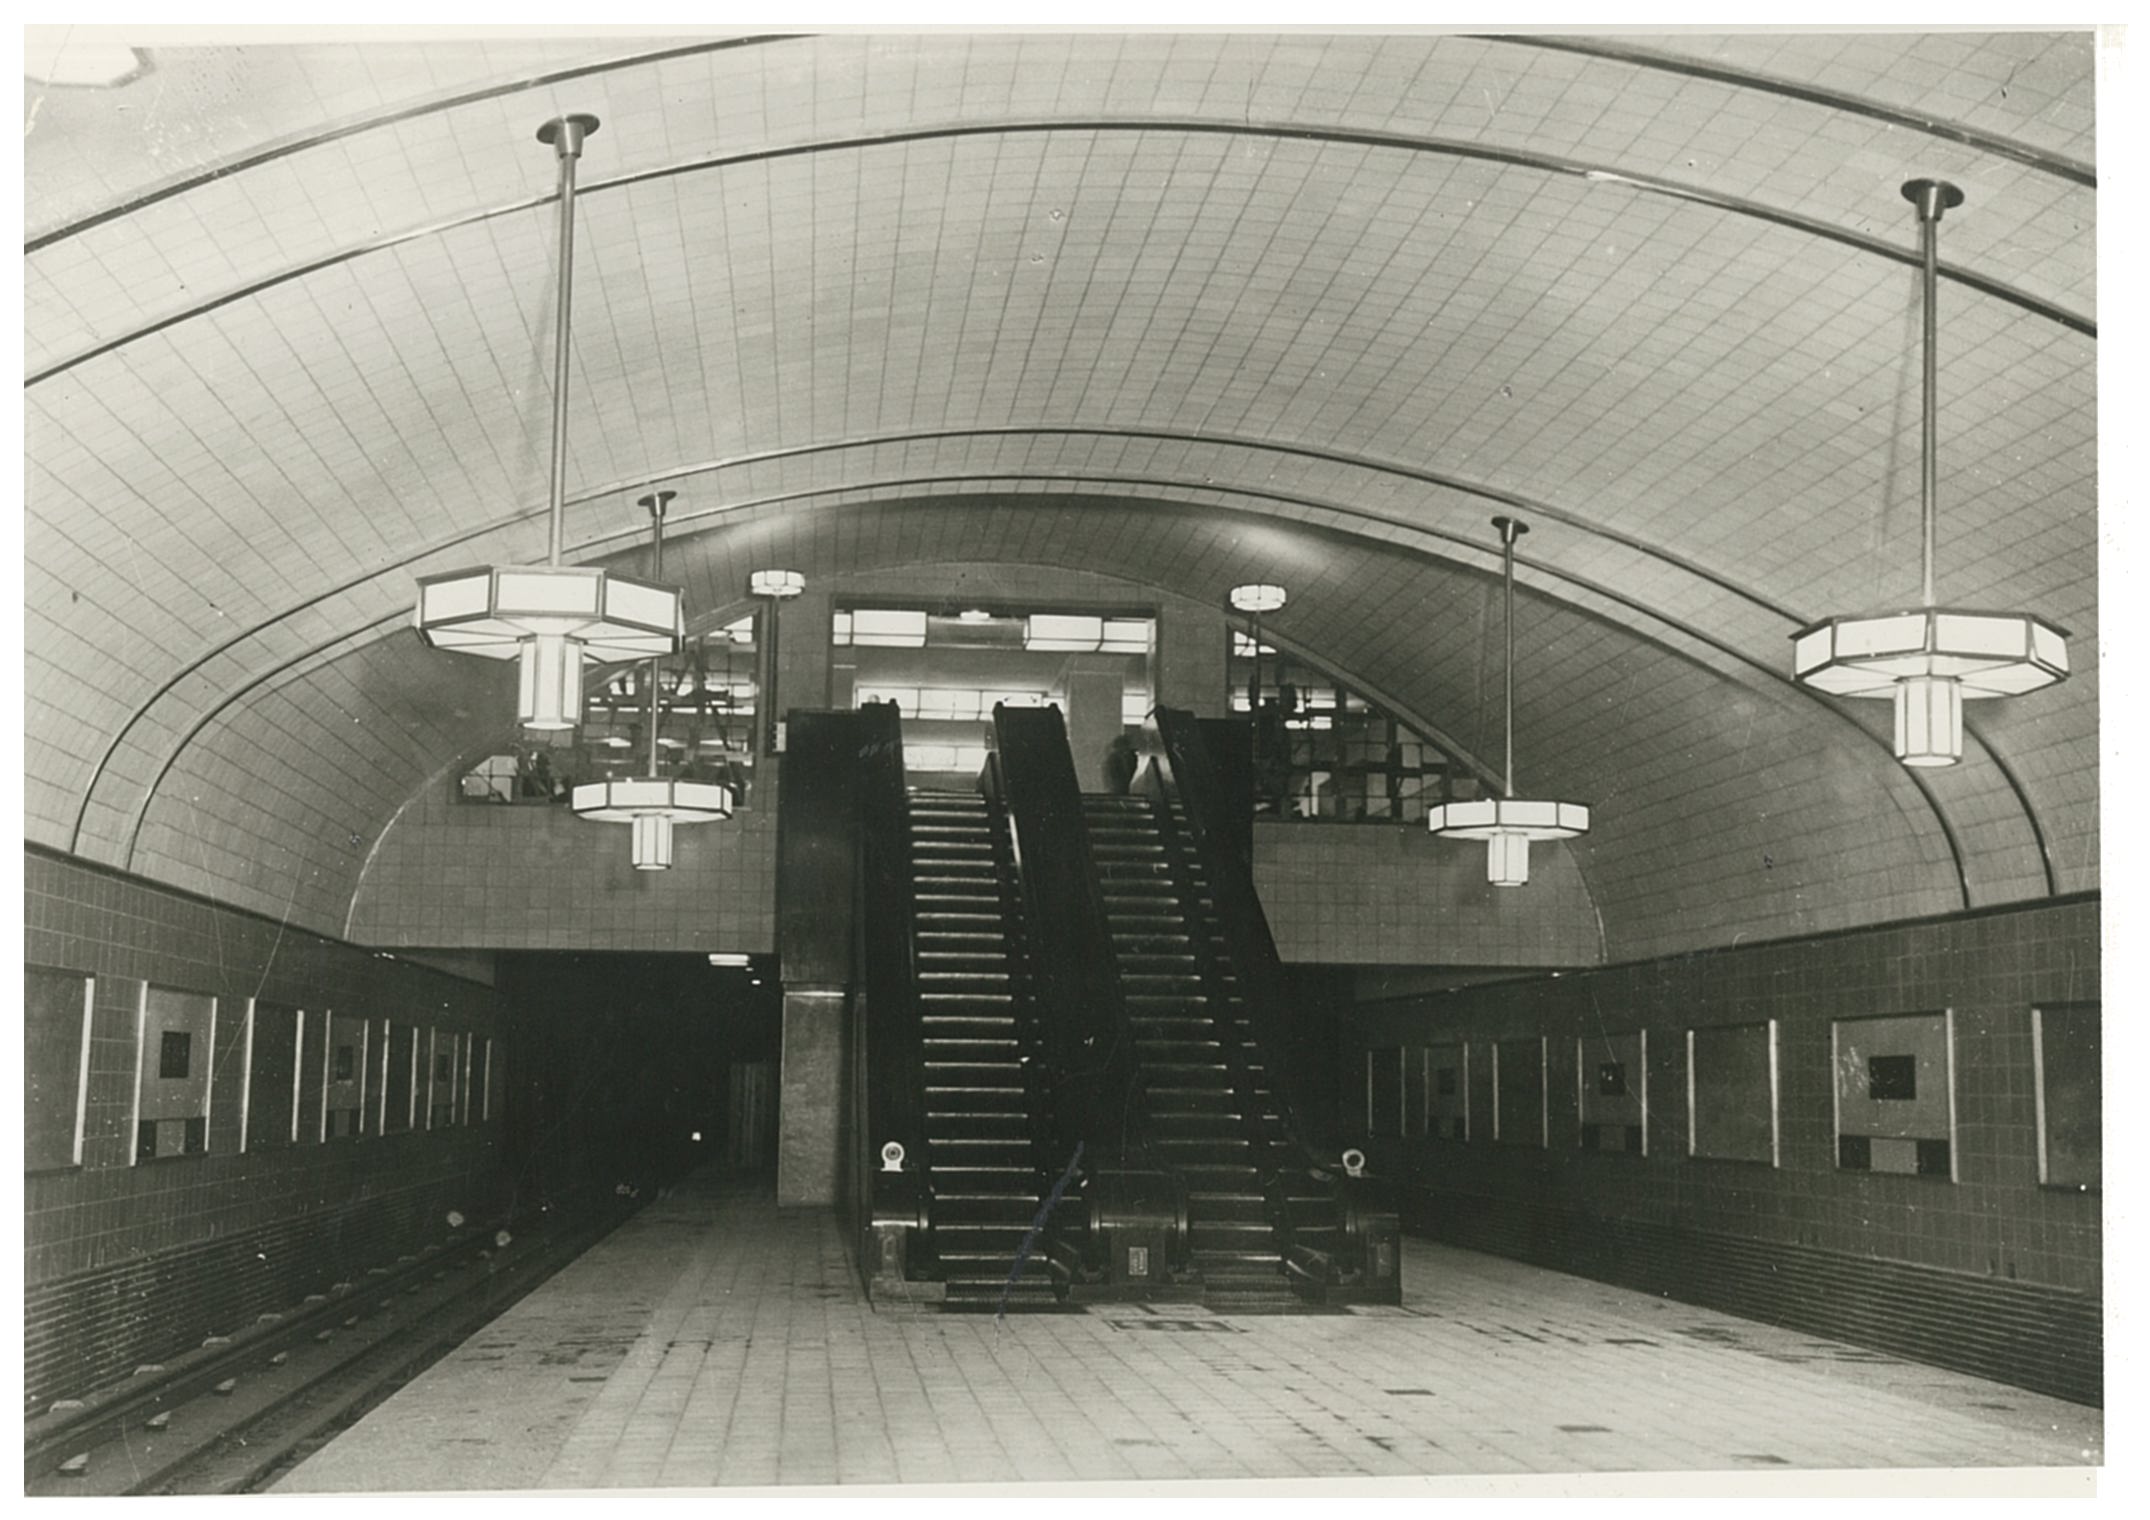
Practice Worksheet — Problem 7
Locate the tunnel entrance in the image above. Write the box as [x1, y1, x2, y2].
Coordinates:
[496, 952, 780, 1209]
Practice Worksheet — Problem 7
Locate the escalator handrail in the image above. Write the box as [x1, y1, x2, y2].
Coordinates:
[989, 703, 1156, 1174]
[1140, 706, 1329, 1161]
[856, 701, 930, 1178]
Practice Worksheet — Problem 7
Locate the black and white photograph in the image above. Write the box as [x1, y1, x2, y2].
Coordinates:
[17, 21, 2121, 1498]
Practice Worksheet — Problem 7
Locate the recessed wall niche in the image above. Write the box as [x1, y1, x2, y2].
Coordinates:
[2034, 1003, 2100, 1191]
[1427, 1043, 1468, 1141]
[1833, 1011, 1955, 1178]
[1577, 1031, 1645, 1154]
[136, 985, 216, 1161]
[1493, 1037, 1547, 1147]
[1687, 1020, 1777, 1165]
[25, 967, 92, 1172]
[1366, 1046, 1403, 1136]
[324, 1011, 370, 1140]
[244, 1000, 302, 1151]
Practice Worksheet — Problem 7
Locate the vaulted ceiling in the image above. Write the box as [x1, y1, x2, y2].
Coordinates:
[24, 30, 2097, 956]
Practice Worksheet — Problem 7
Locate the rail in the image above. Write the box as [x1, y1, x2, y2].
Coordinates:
[25, 1194, 637, 1493]
[1140, 707, 1328, 1158]
[990, 705, 1156, 1172]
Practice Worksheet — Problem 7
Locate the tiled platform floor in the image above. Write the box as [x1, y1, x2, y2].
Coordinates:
[278, 1172, 2101, 1491]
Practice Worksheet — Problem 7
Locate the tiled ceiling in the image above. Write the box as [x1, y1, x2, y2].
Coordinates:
[23, 30, 2098, 954]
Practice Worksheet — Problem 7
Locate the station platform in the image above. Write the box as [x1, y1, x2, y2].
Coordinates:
[276, 1171, 2100, 1491]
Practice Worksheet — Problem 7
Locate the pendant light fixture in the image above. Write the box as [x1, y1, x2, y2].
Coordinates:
[413, 114, 684, 731]
[1790, 179, 2068, 766]
[1426, 518, 1589, 887]
[572, 491, 734, 869]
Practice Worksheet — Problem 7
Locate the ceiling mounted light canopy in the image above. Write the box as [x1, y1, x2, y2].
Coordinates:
[1229, 583, 1288, 614]
[1426, 518, 1590, 887]
[572, 491, 733, 869]
[413, 114, 684, 731]
[1791, 179, 2068, 767]
[750, 569, 805, 599]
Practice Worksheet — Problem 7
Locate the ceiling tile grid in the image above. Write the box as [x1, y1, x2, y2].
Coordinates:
[1648, 31, 2094, 161]
[23, 36, 624, 236]
[22, 31, 2097, 954]
[131, 635, 505, 928]
[27, 33, 2091, 385]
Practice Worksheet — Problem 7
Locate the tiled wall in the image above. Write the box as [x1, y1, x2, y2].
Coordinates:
[353, 771, 1603, 966]
[353, 560, 1601, 960]
[1256, 821, 1599, 967]
[22, 847, 508, 1412]
[1341, 890, 2098, 1401]
[347, 767, 780, 951]
[1350, 895, 2100, 1290]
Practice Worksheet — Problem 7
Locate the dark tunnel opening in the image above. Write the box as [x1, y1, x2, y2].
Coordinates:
[496, 952, 782, 1212]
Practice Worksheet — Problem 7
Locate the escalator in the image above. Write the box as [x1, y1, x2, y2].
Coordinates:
[1082, 793, 1301, 1309]
[906, 790, 1061, 1310]
[1123, 709, 1400, 1308]
[780, 700, 1390, 1314]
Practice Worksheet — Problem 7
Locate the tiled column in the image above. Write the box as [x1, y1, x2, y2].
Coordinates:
[1061, 652, 1131, 791]
[770, 588, 834, 747]
[775, 988, 846, 1206]
[1159, 602, 1230, 716]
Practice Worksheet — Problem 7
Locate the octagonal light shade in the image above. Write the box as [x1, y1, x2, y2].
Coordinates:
[1791, 607, 2068, 766]
[1791, 608, 2068, 698]
[1427, 798, 1590, 888]
[415, 566, 684, 662]
[571, 777, 735, 871]
[750, 569, 805, 598]
[415, 565, 684, 731]
[1229, 583, 1288, 613]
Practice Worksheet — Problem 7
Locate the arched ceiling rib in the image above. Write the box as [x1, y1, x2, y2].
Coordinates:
[136, 495, 2001, 957]
[24, 30, 2097, 955]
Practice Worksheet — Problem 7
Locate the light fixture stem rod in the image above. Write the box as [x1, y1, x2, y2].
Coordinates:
[1502, 530, 1516, 795]
[539, 115, 597, 568]
[1901, 178, 1960, 607]
[1492, 515, 1526, 797]
[642, 492, 671, 775]
[1918, 194, 1940, 609]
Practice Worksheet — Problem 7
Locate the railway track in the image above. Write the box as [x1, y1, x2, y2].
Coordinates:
[25, 1196, 637, 1496]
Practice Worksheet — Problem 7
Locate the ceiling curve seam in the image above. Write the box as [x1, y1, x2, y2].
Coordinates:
[23, 34, 807, 253]
[1481, 34, 2094, 187]
[25, 114, 2093, 388]
[100, 485, 1988, 912]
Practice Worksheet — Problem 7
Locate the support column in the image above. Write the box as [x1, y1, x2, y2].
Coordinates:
[1159, 602, 1232, 717]
[1061, 653, 1131, 791]
[772, 589, 833, 750]
[776, 987, 846, 1206]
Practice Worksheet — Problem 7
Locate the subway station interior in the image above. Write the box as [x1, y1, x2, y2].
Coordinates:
[19, 27, 2113, 1495]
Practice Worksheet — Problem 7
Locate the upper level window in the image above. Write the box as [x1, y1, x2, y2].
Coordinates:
[456, 619, 758, 807]
[1226, 639, 1475, 824]
[838, 604, 1157, 782]
[835, 604, 1154, 656]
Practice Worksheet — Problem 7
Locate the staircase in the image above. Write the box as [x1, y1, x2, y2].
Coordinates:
[906, 790, 1059, 1311]
[1081, 793, 1311, 1312]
